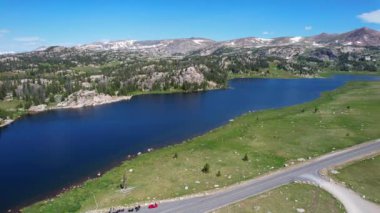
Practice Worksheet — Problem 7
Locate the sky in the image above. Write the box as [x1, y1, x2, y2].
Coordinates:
[0, 0, 380, 52]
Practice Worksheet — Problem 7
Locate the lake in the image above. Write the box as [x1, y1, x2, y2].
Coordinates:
[0, 74, 379, 212]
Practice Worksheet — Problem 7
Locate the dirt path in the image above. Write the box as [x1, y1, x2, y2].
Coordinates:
[299, 174, 380, 213]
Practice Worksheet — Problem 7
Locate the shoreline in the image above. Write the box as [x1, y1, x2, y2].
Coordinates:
[0, 119, 14, 128]
[2, 72, 376, 129]
[0, 94, 132, 129]
[0, 87, 223, 129]
[49, 95, 132, 111]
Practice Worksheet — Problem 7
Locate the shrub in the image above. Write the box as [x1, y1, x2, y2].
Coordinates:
[201, 163, 210, 173]
[242, 154, 249, 161]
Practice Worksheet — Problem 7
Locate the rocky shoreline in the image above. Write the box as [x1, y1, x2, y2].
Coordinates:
[0, 119, 14, 128]
[0, 90, 132, 128]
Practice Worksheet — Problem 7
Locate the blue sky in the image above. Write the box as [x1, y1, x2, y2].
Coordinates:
[0, 0, 380, 52]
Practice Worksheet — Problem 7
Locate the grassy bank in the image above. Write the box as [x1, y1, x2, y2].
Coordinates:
[228, 70, 299, 79]
[319, 71, 380, 78]
[331, 155, 380, 204]
[227, 65, 302, 79]
[0, 100, 26, 122]
[22, 80, 380, 212]
[214, 184, 345, 213]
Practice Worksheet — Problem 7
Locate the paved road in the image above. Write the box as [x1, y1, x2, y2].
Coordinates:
[120, 139, 380, 213]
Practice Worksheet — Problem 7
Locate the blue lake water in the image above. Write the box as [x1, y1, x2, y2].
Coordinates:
[0, 74, 379, 212]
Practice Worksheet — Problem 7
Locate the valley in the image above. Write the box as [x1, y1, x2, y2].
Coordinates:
[1, 28, 380, 127]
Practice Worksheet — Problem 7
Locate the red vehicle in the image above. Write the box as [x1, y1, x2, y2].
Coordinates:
[148, 203, 158, 209]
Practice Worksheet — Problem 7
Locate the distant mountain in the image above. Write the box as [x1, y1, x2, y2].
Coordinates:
[309, 27, 380, 46]
[217, 27, 380, 48]
[29, 27, 380, 57]
[0, 27, 373, 79]
[75, 38, 216, 56]
[1, 27, 379, 105]
[0, 51, 16, 55]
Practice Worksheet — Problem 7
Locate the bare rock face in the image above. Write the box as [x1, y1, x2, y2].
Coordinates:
[175, 66, 205, 85]
[311, 27, 380, 46]
[76, 38, 215, 56]
[0, 118, 14, 127]
[28, 104, 47, 113]
[56, 90, 131, 109]
[141, 72, 169, 90]
[130, 66, 207, 91]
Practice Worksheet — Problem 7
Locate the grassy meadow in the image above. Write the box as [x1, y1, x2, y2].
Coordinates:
[332, 155, 380, 204]
[214, 184, 345, 213]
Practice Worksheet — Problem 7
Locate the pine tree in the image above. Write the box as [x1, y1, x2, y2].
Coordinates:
[120, 172, 127, 189]
[201, 163, 210, 173]
[242, 154, 249, 161]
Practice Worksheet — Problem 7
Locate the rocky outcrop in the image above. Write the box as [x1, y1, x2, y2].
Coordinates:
[55, 90, 131, 109]
[28, 104, 47, 113]
[1, 91, 132, 128]
[0, 118, 14, 128]
[127, 66, 216, 91]
[174, 66, 205, 85]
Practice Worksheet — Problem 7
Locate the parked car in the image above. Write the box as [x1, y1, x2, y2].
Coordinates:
[148, 203, 158, 209]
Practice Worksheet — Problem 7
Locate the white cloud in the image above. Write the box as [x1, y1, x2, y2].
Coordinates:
[0, 29, 10, 37]
[304, 26, 312, 31]
[14, 36, 44, 42]
[262, 31, 274, 35]
[0, 51, 15, 55]
[358, 9, 380, 24]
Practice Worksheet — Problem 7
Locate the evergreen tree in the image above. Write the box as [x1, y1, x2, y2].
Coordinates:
[242, 154, 249, 161]
[201, 163, 210, 173]
[120, 172, 127, 189]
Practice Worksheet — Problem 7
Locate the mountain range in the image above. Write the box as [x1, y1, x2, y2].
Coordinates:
[0, 27, 379, 115]
[33, 27, 380, 57]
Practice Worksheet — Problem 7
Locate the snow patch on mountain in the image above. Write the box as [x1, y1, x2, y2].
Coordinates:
[193, 39, 208, 45]
[0, 51, 15, 55]
[290, 37, 303, 43]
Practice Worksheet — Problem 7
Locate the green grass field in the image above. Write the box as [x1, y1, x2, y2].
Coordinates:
[228, 70, 299, 79]
[332, 155, 380, 204]
[0, 99, 25, 121]
[23, 81, 380, 212]
[0, 99, 23, 110]
[319, 71, 380, 78]
[228, 64, 302, 79]
[214, 184, 345, 213]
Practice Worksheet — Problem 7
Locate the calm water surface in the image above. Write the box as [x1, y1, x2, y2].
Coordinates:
[0, 75, 379, 212]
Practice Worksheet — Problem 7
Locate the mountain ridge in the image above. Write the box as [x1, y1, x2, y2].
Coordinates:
[29, 27, 380, 56]
[1, 27, 379, 119]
